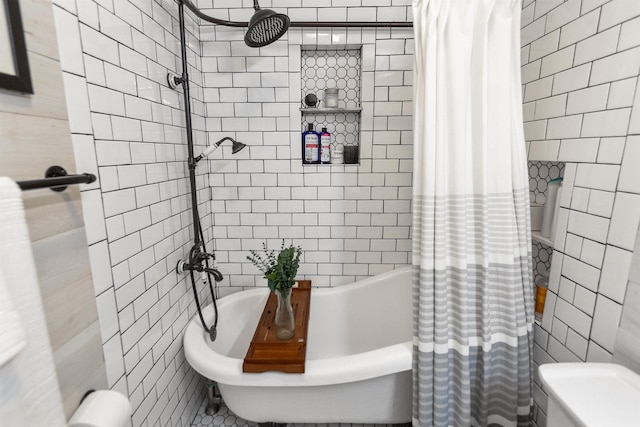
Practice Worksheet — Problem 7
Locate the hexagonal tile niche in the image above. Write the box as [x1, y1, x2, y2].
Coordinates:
[532, 241, 553, 284]
[528, 161, 565, 205]
[300, 48, 362, 156]
[301, 48, 361, 110]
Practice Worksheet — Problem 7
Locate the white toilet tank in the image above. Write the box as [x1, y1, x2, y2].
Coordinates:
[539, 363, 640, 427]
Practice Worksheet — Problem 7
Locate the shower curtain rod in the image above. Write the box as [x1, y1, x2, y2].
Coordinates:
[181, 0, 413, 29]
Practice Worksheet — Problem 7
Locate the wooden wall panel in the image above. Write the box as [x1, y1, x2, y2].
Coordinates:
[0, 0, 106, 420]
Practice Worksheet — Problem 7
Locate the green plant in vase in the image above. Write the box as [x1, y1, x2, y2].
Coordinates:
[247, 240, 302, 340]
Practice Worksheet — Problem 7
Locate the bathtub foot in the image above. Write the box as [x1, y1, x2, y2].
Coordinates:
[205, 381, 221, 416]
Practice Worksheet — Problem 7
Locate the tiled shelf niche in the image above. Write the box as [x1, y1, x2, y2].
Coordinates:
[300, 46, 362, 165]
[529, 161, 565, 249]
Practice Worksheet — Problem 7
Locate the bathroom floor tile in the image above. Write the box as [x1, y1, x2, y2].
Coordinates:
[191, 399, 405, 427]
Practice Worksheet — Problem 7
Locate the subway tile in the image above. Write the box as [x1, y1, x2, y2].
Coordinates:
[587, 189, 615, 217]
[631, 80, 640, 134]
[619, 16, 640, 51]
[553, 207, 570, 250]
[525, 76, 553, 101]
[574, 163, 620, 192]
[84, 54, 106, 86]
[87, 84, 126, 116]
[551, 317, 569, 344]
[112, 116, 143, 141]
[103, 334, 125, 387]
[590, 47, 640, 86]
[95, 288, 119, 341]
[530, 30, 560, 62]
[552, 63, 591, 95]
[574, 25, 621, 65]
[98, 7, 133, 47]
[608, 192, 640, 250]
[565, 84, 609, 115]
[562, 255, 601, 292]
[559, 8, 600, 49]
[71, 134, 99, 190]
[53, 6, 85, 75]
[581, 0, 609, 14]
[570, 187, 590, 212]
[581, 109, 632, 137]
[597, 137, 627, 164]
[540, 46, 574, 77]
[102, 188, 137, 217]
[599, 245, 633, 303]
[81, 189, 107, 245]
[567, 210, 610, 243]
[586, 340, 613, 362]
[591, 295, 623, 352]
[524, 120, 548, 141]
[619, 136, 640, 193]
[105, 216, 125, 241]
[542, 291, 557, 332]
[534, 0, 564, 19]
[80, 24, 120, 65]
[558, 138, 599, 162]
[100, 166, 120, 192]
[546, 0, 581, 33]
[534, 94, 567, 119]
[559, 163, 577, 208]
[565, 329, 588, 360]
[598, 0, 640, 31]
[548, 251, 563, 293]
[88, 241, 113, 296]
[522, 17, 547, 47]
[558, 276, 577, 303]
[523, 102, 536, 122]
[546, 115, 583, 139]
[580, 238, 606, 268]
[608, 78, 637, 109]
[554, 296, 592, 338]
[573, 285, 597, 316]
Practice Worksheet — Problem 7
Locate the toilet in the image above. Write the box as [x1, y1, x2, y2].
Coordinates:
[539, 363, 640, 427]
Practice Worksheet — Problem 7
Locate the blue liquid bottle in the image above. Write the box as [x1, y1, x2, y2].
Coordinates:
[302, 123, 319, 164]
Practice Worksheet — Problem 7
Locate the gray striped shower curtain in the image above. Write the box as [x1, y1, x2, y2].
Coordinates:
[411, 0, 534, 426]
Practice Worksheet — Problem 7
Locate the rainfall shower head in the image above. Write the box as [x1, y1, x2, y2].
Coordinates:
[194, 136, 246, 163]
[244, 0, 290, 48]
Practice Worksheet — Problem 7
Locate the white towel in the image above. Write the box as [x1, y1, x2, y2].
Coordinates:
[0, 266, 26, 366]
[0, 177, 66, 427]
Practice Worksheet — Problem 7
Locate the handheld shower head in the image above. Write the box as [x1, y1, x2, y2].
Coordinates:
[231, 139, 246, 154]
[244, 0, 290, 47]
[195, 136, 247, 163]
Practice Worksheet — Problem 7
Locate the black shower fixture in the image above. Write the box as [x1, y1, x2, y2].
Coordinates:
[167, 72, 184, 90]
[244, 0, 290, 47]
[194, 136, 247, 163]
[179, 0, 412, 49]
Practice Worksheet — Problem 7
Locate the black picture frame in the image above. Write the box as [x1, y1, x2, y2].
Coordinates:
[0, 0, 33, 94]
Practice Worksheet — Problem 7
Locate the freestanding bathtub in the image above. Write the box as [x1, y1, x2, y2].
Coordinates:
[183, 266, 413, 424]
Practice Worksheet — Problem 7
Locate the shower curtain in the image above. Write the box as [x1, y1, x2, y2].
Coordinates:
[411, 0, 534, 426]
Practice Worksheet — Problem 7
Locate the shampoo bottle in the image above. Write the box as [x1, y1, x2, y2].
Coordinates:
[302, 123, 319, 164]
[320, 127, 331, 164]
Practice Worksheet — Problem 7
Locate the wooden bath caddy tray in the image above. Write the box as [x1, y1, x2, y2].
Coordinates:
[243, 280, 311, 374]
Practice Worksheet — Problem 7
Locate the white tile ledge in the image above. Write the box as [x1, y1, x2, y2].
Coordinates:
[532, 231, 554, 247]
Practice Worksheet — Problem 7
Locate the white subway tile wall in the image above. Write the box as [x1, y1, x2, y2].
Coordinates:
[53, 0, 413, 425]
[523, 1, 640, 426]
[53, 0, 210, 425]
[199, 14, 414, 289]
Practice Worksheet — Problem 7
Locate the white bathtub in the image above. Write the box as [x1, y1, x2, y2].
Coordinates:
[183, 266, 413, 424]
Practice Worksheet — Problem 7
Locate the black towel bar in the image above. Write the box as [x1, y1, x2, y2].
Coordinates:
[17, 166, 97, 192]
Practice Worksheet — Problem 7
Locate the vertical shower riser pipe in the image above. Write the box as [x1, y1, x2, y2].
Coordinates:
[178, 0, 201, 246]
